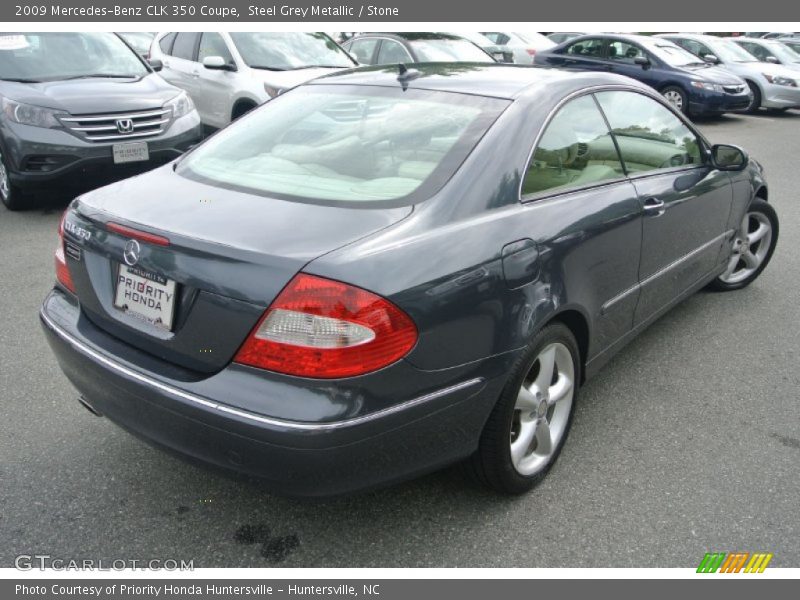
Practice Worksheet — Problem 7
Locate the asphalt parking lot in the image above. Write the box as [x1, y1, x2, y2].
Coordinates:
[1, 109, 799, 568]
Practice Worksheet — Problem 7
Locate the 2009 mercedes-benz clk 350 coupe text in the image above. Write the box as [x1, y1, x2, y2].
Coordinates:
[41, 64, 779, 496]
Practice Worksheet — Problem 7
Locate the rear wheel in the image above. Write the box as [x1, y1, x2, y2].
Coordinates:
[745, 81, 762, 113]
[709, 198, 778, 291]
[468, 323, 580, 494]
[0, 151, 26, 211]
[662, 86, 688, 114]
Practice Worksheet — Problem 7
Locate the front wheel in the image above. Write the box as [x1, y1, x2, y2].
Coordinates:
[709, 198, 778, 291]
[745, 81, 762, 114]
[0, 151, 26, 211]
[662, 86, 688, 114]
[468, 323, 580, 494]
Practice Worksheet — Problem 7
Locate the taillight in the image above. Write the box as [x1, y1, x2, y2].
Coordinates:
[55, 210, 76, 294]
[234, 274, 418, 378]
[526, 48, 537, 57]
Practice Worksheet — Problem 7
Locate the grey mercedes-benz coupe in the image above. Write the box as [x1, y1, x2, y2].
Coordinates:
[41, 64, 778, 496]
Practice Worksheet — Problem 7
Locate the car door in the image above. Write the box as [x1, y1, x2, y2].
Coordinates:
[595, 90, 733, 326]
[164, 32, 201, 104]
[547, 38, 610, 71]
[520, 94, 643, 352]
[195, 32, 237, 129]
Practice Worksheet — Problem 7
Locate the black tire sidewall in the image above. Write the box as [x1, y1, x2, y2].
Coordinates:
[710, 198, 779, 291]
[745, 81, 762, 113]
[472, 322, 581, 494]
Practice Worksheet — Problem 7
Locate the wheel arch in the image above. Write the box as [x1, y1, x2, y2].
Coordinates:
[541, 308, 591, 384]
[230, 97, 259, 121]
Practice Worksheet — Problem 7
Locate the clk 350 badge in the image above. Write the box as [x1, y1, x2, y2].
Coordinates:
[64, 220, 91, 241]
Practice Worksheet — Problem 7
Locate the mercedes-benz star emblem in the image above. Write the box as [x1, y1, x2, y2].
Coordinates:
[123, 239, 140, 266]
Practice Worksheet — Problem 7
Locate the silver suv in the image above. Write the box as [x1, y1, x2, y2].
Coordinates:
[0, 32, 201, 211]
[150, 32, 357, 130]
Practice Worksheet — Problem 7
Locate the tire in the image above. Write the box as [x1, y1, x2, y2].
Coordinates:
[0, 151, 26, 211]
[708, 198, 778, 291]
[662, 85, 689, 115]
[745, 81, 762, 114]
[468, 322, 580, 494]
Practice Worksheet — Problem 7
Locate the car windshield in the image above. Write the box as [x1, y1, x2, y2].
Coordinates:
[408, 39, 494, 62]
[229, 32, 353, 70]
[707, 39, 761, 63]
[178, 84, 508, 204]
[764, 41, 800, 63]
[647, 42, 707, 67]
[0, 32, 148, 82]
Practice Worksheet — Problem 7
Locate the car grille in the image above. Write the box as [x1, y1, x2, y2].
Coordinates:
[723, 84, 747, 95]
[60, 108, 171, 142]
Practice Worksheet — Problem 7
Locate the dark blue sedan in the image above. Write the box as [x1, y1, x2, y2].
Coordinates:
[535, 34, 752, 116]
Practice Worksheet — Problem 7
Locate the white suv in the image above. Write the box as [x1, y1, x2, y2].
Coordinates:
[149, 32, 357, 129]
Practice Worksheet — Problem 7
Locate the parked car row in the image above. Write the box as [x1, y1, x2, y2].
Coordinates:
[535, 33, 800, 116]
[2, 31, 798, 212]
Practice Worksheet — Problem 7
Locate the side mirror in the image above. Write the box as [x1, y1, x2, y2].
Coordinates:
[203, 56, 236, 71]
[711, 144, 749, 171]
[148, 58, 163, 72]
[765, 55, 779, 64]
[703, 54, 720, 64]
[633, 56, 651, 68]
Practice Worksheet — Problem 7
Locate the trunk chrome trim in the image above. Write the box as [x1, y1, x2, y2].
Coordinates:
[41, 308, 484, 432]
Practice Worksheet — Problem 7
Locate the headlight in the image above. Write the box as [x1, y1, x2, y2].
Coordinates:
[690, 81, 724, 92]
[164, 91, 195, 119]
[1, 97, 64, 128]
[763, 74, 797, 87]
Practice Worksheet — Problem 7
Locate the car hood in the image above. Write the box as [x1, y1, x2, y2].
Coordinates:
[680, 66, 744, 85]
[248, 66, 352, 91]
[0, 73, 181, 113]
[682, 64, 746, 84]
[730, 60, 800, 79]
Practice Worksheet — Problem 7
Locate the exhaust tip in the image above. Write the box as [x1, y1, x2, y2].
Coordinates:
[77, 396, 103, 417]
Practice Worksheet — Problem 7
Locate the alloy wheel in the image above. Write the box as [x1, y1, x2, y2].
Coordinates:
[0, 153, 10, 201]
[510, 342, 575, 476]
[719, 211, 773, 284]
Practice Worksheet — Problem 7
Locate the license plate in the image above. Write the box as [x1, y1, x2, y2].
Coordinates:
[113, 263, 177, 330]
[112, 141, 149, 164]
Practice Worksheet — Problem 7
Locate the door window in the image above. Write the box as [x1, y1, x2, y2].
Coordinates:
[522, 95, 625, 197]
[159, 32, 177, 54]
[608, 40, 646, 63]
[565, 38, 606, 58]
[595, 91, 703, 174]
[171, 32, 199, 61]
[377, 39, 413, 63]
[347, 38, 378, 64]
[199, 32, 233, 64]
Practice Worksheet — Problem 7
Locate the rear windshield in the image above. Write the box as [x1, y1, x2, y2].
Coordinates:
[230, 32, 354, 70]
[409, 39, 494, 62]
[177, 84, 509, 205]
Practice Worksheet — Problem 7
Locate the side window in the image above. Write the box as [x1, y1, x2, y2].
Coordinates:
[198, 32, 233, 64]
[171, 32, 199, 61]
[608, 40, 646, 63]
[159, 32, 177, 55]
[522, 95, 625, 197]
[377, 39, 412, 64]
[347, 38, 378, 64]
[482, 32, 510, 46]
[565, 38, 606, 58]
[595, 91, 703, 174]
[741, 42, 767, 61]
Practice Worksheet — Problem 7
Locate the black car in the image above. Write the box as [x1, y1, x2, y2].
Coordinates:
[343, 32, 496, 65]
[42, 64, 778, 496]
[535, 34, 752, 116]
[0, 32, 201, 210]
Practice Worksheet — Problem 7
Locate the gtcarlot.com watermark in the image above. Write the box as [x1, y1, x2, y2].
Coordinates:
[15, 554, 194, 571]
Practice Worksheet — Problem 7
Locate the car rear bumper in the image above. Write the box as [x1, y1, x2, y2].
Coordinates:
[2, 113, 201, 192]
[40, 289, 504, 496]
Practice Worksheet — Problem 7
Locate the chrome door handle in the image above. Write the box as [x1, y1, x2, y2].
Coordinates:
[642, 197, 666, 216]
